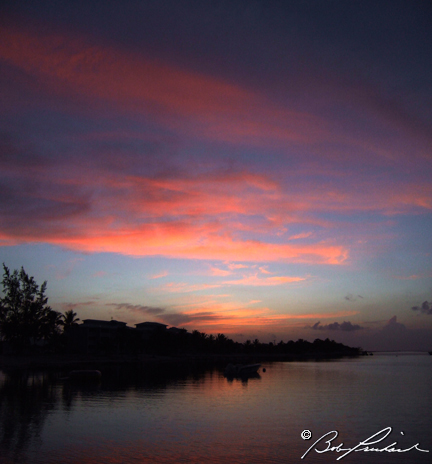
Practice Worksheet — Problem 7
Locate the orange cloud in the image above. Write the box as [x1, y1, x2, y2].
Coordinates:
[50, 232, 346, 264]
[155, 305, 359, 332]
[5, 151, 431, 264]
[1, 154, 351, 263]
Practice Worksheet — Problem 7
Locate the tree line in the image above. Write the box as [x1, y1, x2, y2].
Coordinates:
[0, 264, 79, 354]
[0, 264, 362, 357]
[143, 328, 361, 357]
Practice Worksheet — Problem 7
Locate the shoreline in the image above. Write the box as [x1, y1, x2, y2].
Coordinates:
[0, 351, 362, 372]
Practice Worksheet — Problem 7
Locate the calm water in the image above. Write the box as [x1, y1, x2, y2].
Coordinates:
[0, 353, 431, 464]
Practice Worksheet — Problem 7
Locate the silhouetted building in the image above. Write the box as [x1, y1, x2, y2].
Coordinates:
[65, 320, 184, 354]
[135, 322, 167, 340]
[67, 319, 128, 354]
[167, 327, 187, 335]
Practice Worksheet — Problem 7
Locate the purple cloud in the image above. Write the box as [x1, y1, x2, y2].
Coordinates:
[411, 301, 432, 315]
[311, 321, 364, 332]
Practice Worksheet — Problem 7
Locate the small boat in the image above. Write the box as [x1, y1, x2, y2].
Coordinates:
[237, 364, 261, 375]
[224, 363, 261, 378]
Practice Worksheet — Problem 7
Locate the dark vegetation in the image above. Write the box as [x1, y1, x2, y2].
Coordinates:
[0, 264, 63, 354]
[138, 328, 361, 357]
[0, 264, 363, 361]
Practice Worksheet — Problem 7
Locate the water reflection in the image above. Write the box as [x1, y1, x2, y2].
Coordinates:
[0, 356, 430, 464]
[0, 371, 58, 463]
[225, 372, 261, 385]
[0, 364, 215, 463]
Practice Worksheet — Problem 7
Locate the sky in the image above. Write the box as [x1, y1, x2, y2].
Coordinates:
[1, 0, 432, 351]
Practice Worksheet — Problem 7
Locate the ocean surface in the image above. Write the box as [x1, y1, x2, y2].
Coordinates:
[0, 353, 431, 464]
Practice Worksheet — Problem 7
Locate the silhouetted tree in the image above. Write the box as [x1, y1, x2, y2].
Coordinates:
[0, 264, 62, 353]
[62, 310, 80, 330]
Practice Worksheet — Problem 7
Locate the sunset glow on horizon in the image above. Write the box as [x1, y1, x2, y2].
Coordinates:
[1, 1, 431, 350]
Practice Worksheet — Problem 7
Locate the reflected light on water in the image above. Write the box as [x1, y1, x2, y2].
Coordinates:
[0, 355, 431, 464]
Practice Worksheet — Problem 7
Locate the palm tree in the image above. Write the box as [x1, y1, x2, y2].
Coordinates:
[62, 310, 80, 331]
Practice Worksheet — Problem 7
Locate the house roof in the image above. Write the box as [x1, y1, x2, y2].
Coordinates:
[135, 322, 167, 329]
[82, 319, 127, 327]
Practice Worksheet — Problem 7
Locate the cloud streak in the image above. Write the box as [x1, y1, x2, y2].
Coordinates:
[0, 25, 329, 147]
[157, 309, 360, 332]
[3, 132, 430, 265]
[106, 303, 165, 316]
[0, 142, 350, 263]
[223, 274, 306, 286]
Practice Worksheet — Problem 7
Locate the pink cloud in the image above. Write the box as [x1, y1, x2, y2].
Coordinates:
[158, 282, 222, 293]
[393, 274, 425, 280]
[1, 27, 431, 268]
[223, 274, 306, 286]
[209, 267, 232, 277]
[155, 307, 359, 333]
[4, 150, 431, 264]
[0, 25, 329, 148]
[92, 271, 107, 278]
[149, 271, 169, 279]
[289, 232, 313, 240]
[258, 266, 272, 274]
[227, 263, 249, 270]
[0, 155, 350, 263]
